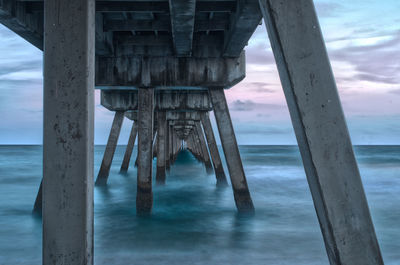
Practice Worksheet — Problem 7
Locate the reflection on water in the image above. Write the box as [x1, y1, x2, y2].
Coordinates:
[0, 146, 399, 264]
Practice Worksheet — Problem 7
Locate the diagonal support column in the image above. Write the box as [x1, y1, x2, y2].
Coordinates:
[195, 121, 214, 175]
[258, 0, 383, 264]
[156, 111, 167, 184]
[120, 120, 138, 172]
[193, 128, 205, 163]
[191, 132, 203, 162]
[201, 112, 228, 186]
[95, 111, 124, 185]
[43, 0, 95, 264]
[136, 88, 154, 214]
[209, 88, 254, 213]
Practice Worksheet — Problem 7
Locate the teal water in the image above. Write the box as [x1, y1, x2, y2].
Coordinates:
[0, 145, 399, 264]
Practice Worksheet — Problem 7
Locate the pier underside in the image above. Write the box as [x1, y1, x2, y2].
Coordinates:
[0, 0, 384, 264]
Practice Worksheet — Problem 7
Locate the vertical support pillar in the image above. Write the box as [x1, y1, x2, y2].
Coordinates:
[165, 122, 170, 170]
[169, 125, 173, 164]
[120, 120, 138, 172]
[195, 122, 214, 174]
[258, 1, 383, 264]
[201, 112, 228, 186]
[95, 111, 124, 185]
[156, 111, 167, 184]
[209, 88, 254, 213]
[136, 88, 154, 214]
[43, 0, 95, 263]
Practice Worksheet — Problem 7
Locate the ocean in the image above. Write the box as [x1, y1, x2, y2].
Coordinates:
[0, 145, 399, 264]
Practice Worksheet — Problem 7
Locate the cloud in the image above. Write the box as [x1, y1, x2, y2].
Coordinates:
[314, 2, 343, 18]
[246, 82, 276, 93]
[328, 31, 400, 86]
[389, 89, 400, 95]
[230, 99, 284, 112]
[245, 42, 276, 66]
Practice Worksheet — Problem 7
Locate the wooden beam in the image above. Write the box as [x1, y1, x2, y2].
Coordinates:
[168, 0, 196, 56]
[223, 0, 262, 57]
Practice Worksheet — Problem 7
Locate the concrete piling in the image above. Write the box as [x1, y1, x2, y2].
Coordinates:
[195, 122, 214, 174]
[120, 121, 138, 172]
[165, 123, 171, 170]
[42, 0, 95, 264]
[258, 0, 383, 263]
[156, 111, 167, 184]
[200, 112, 228, 186]
[209, 88, 254, 213]
[136, 88, 154, 214]
[96, 111, 124, 185]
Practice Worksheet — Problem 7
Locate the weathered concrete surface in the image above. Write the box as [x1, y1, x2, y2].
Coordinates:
[156, 112, 167, 184]
[0, 0, 43, 50]
[42, 0, 95, 264]
[169, 0, 196, 57]
[96, 54, 245, 88]
[136, 88, 154, 214]
[223, 0, 263, 57]
[209, 88, 254, 213]
[165, 123, 170, 170]
[167, 111, 200, 121]
[201, 112, 228, 186]
[0, 1, 261, 58]
[195, 122, 214, 174]
[120, 121, 138, 172]
[96, 111, 124, 185]
[258, 0, 383, 264]
[193, 127, 207, 164]
[168, 125, 173, 167]
[101, 89, 212, 111]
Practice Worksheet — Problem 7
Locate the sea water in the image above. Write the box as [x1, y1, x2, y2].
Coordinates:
[0, 145, 399, 264]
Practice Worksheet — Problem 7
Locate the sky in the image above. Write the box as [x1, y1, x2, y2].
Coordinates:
[0, 0, 399, 145]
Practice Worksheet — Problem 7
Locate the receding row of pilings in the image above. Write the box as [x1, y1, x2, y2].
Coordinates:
[94, 88, 253, 214]
[33, 88, 254, 215]
[96, 110, 225, 183]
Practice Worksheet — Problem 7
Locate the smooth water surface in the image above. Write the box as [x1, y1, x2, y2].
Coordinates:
[0, 145, 399, 264]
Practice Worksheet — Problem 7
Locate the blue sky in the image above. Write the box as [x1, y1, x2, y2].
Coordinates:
[0, 0, 399, 145]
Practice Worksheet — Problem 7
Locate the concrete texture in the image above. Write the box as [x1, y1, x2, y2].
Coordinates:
[200, 112, 228, 186]
[101, 89, 212, 112]
[96, 54, 245, 88]
[120, 120, 138, 172]
[156, 112, 167, 184]
[96, 111, 124, 185]
[209, 88, 254, 213]
[136, 88, 154, 214]
[258, 0, 383, 264]
[195, 122, 214, 174]
[42, 0, 95, 264]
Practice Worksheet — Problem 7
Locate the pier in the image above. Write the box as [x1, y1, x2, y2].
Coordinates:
[0, 0, 383, 264]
